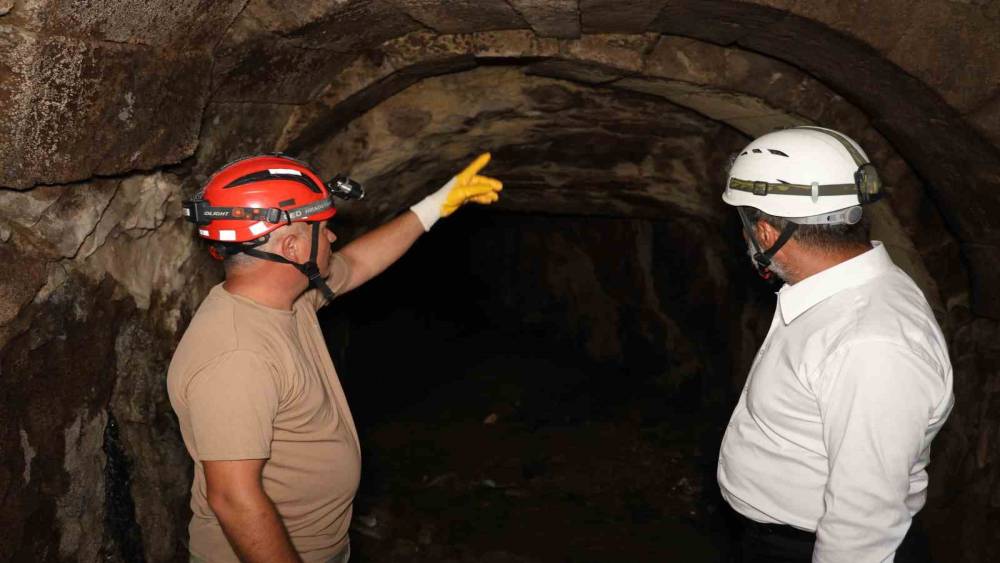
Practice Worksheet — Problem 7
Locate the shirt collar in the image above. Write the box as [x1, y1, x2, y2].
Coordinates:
[777, 241, 894, 325]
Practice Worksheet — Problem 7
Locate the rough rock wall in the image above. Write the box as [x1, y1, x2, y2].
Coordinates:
[0, 0, 248, 188]
[0, 173, 218, 562]
[927, 315, 1000, 562]
[0, 1, 999, 561]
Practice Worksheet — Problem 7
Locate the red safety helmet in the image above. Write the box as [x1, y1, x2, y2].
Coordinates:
[183, 154, 364, 298]
[184, 155, 344, 243]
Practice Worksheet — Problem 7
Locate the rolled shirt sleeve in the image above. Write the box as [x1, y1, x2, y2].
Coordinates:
[813, 341, 942, 563]
[186, 350, 280, 461]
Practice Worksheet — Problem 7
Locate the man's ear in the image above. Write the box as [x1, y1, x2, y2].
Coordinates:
[277, 229, 303, 263]
[755, 219, 780, 248]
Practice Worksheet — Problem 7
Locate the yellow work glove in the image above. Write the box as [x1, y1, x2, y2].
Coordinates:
[410, 153, 503, 231]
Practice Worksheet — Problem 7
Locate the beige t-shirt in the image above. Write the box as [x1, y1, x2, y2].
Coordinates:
[167, 255, 359, 563]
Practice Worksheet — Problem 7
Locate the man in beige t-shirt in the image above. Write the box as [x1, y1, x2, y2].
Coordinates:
[168, 154, 501, 563]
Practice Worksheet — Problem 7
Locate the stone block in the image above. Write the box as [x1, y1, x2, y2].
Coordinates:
[12, 0, 246, 47]
[213, 38, 356, 104]
[508, 0, 580, 39]
[0, 29, 212, 188]
[230, 0, 421, 53]
[560, 33, 656, 73]
[612, 75, 799, 138]
[471, 30, 560, 59]
[643, 36, 731, 86]
[396, 0, 528, 34]
[877, 114, 1000, 244]
[880, 1, 1000, 112]
[643, 36, 842, 125]
[789, 0, 1000, 114]
[580, 0, 667, 33]
[284, 53, 476, 153]
[649, 0, 787, 45]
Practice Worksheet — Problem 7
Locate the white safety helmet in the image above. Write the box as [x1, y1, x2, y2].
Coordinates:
[722, 126, 883, 277]
[722, 126, 882, 225]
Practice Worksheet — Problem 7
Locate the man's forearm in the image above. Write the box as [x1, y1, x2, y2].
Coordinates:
[210, 491, 302, 563]
[338, 210, 425, 292]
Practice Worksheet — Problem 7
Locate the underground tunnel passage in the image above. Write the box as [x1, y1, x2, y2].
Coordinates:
[2, 1, 1000, 562]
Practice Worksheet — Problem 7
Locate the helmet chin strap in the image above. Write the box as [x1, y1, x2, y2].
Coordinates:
[238, 222, 338, 301]
[736, 208, 798, 280]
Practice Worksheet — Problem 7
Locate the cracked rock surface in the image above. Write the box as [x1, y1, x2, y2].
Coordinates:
[1, 2, 999, 562]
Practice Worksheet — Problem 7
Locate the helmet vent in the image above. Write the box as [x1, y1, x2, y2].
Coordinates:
[224, 170, 324, 194]
[740, 151, 748, 156]
[768, 149, 789, 157]
[752, 149, 762, 153]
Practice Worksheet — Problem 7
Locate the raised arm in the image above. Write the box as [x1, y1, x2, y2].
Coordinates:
[336, 210, 425, 294]
[336, 153, 502, 295]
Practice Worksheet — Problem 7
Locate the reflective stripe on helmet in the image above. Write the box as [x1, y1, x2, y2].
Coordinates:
[224, 170, 324, 193]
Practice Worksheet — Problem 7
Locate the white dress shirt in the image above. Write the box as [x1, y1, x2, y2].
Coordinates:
[718, 242, 954, 563]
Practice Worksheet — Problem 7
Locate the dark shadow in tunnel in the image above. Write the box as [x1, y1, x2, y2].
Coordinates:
[318, 206, 775, 562]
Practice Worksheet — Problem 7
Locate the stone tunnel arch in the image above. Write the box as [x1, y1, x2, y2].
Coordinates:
[196, 1, 1000, 317]
[3, 1, 1000, 561]
[200, 29, 959, 316]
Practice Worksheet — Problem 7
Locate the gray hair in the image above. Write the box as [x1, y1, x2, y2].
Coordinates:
[222, 223, 306, 273]
[741, 206, 871, 251]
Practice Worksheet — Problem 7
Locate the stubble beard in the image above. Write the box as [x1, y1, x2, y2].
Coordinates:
[746, 243, 790, 282]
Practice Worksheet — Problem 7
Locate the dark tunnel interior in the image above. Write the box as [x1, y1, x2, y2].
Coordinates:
[3, 2, 1000, 562]
[325, 207, 765, 561]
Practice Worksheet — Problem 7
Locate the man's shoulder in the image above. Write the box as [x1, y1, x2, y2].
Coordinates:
[823, 272, 948, 367]
[797, 271, 943, 348]
[169, 288, 244, 383]
[857, 270, 941, 333]
[169, 285, 297, 382]
[180, 287, 240, 341]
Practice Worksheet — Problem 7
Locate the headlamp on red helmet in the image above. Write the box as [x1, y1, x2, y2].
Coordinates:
[182, 155, 364, 244]
[183, 154, 365, 300]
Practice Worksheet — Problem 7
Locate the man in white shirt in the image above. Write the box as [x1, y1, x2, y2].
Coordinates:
[717, 126, 954, 563]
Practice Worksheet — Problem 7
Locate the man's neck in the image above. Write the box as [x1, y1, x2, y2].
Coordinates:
[782, 242, 873, 285]
[223, 270, 304, 311]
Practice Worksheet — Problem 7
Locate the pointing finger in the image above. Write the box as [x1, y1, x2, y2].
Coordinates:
[458, 153, 492, 182]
